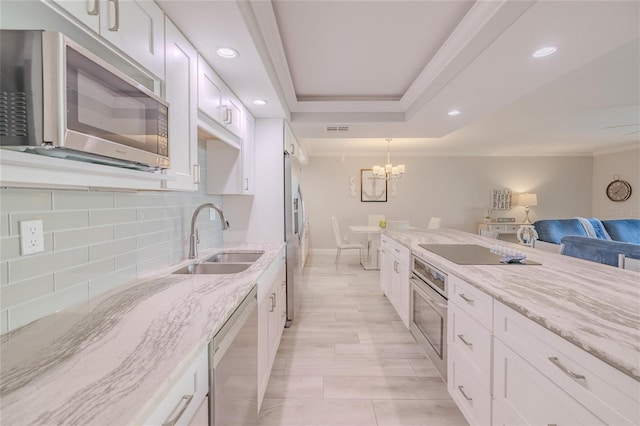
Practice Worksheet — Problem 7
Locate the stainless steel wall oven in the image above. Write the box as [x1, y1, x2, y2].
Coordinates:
[409, 255, 448, 382]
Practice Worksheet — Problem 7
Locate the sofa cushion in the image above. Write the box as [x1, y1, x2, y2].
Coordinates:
[601, 219, 640, 244]
[534, 219, 588, 244]
[561, 235, 640, 267]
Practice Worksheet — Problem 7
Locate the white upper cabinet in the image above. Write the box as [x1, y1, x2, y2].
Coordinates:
[205, 110, 253, 195]
[197, 55, 244, 140]
[163, 18, 199, 191]
[50, 0, 101, 32]
[50, 0, 165, 79]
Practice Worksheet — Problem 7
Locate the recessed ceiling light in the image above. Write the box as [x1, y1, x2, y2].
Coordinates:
[252, 99, 268, 106]
[448, 110, 461, 116]
[532, 46, 557, 58]
[216, 47, 238, 59]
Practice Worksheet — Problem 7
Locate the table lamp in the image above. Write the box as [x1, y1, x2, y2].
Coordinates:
[518, 193, 538, 224]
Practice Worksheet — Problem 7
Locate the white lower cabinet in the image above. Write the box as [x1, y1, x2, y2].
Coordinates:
[379, 235, 391, 297]
[143, 348, 208, 426]
[445, 279, 639, 425]
[447, 276, 493, 425]
[493, 301, 639, 425]
[493, 338, 603, 425]
[258, 249, 286, 409]
[383, 238, 410, 328]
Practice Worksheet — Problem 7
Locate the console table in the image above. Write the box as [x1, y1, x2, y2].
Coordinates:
[478, 222, 528, 235]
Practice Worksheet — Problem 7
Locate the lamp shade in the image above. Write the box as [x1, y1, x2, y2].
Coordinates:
[518, 193, 538, 207]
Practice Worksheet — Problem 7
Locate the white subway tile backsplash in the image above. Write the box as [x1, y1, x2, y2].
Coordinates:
[0, 275, 54, 309]
[8, 247, 89, 283]
[53, 191, 114, 210]
[9, 211, 89, 235]
[1, 236, 21, 259]
[90, 208, 137, 226]
[0, 310, 7, 334]
[54, 225, 115, 251]
[89, 237, 137, 262]
[115, 247, 155, 270]
[89, 267, 137, 298]
[9, 283, 89, 330]
[1, 214, 9, 237]
[1, 262, 8, 286]
[0, 189, 52, 212]
[1, 141, 224, 333]
[54, 258, 114, 290]
[136, 205, 182, 221]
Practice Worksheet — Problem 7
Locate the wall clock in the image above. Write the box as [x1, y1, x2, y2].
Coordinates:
[606, 176, 632, 202]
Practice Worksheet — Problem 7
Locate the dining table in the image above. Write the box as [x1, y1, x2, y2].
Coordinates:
[349, 225, 383, 270]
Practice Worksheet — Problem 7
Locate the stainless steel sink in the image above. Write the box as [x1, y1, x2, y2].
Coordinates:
[204, 251, 264, 263]
[171, 263, 252, 275]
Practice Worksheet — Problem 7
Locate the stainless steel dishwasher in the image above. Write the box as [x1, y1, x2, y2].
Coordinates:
[209, 286, 258, 426]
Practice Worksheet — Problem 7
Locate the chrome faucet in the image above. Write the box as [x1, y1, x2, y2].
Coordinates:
[189, 203, 229, 259]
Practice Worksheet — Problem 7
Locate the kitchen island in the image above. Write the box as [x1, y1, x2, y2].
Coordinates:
[0, 241, 284, 425]
[384, 228, 639, 425]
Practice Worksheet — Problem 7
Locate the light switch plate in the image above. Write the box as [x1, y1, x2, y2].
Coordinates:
[19, 220, 44, 255]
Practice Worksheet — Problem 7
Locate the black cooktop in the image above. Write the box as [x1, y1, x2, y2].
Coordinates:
[418, 244, 540, 265]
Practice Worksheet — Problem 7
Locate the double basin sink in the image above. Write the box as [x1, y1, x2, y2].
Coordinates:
[172, 251, 264, 275]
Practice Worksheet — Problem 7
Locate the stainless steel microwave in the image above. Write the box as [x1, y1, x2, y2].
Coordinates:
[0, 30, 169, 171]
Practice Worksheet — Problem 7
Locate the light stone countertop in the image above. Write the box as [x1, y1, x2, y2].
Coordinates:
[0, 241, 285, 426]
[385, 228, 640, 381]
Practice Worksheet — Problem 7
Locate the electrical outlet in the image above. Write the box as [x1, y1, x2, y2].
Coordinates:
[19, 220, 44, 255]
[209, 208, 217, 221]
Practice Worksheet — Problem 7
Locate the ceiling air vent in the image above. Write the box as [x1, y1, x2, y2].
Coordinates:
[325, 125, 350, 132]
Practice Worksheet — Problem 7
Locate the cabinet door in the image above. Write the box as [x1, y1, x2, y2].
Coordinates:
[396, 257, 410, 328]
[225, 93, 244, 139]
[163, 19, 198, 191]
[493, 338, 604, 425]
[242, 112, 255, 194]
[100, 0, 165, 78]
[257, 297, 270, 408]
[197, 56, 226, 127]
[379, 238, 391, 296]
[267, 285, 281, 369]
[50, 0, 101, 32]
[390, 259, 401, 315]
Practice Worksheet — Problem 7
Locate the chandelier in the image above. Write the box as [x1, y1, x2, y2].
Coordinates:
[372, 138, 405, 180]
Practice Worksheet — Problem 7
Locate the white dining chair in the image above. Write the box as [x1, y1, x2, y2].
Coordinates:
[618, 254, 640, 272]
[427, 217, 441, 230]
[331, 217, 365, 269]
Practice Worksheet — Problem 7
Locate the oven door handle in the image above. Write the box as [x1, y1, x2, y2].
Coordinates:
[410, 277, 447, 310]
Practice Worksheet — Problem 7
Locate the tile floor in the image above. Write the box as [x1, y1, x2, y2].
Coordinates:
[258, 253, 467, 426]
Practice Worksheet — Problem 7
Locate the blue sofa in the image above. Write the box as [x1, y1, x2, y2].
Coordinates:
[561, 236, 640, 267]
[534, 218, 640, 244]
[533, 218, 640, 266]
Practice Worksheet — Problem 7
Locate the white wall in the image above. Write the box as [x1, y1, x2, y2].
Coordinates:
[592, 147, 640, 219]
[301, 155, 593, 249]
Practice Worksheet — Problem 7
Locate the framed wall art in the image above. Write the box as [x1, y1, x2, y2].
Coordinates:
[361, 169, 387, 202]
[492, 188, 512, 210]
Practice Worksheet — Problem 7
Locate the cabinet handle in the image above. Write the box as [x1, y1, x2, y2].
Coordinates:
[87, 0, 99, 15]
[548, 357, 586, 382]
[281, 279, 286, 287]
[281, 311, 286, 318]
[393, 261, 398, 273]
[162, 394, 194, 426]
[459, 293, 474, 305]
[108, 0, 120, 31]
[457, 334, 473, 348]
[394, 248, 400, 253]
[193, 164, 201, 184]
[244, 177, 249, 191]
[457, 385, 472, 402]
[270, 293, 276, 312]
